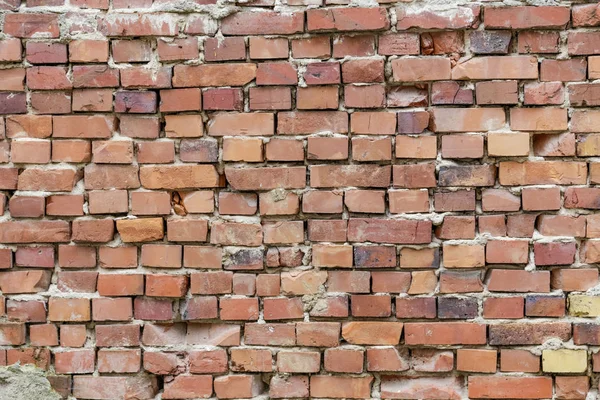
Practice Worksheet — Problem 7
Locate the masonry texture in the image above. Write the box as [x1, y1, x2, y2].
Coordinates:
[2, 0, 600, 399]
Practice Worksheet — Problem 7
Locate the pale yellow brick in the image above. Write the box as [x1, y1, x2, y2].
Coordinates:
[569, 294, 600, 317]
[542, 349, 587, 373]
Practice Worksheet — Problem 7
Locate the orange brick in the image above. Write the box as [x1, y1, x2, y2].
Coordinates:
[457, 349, 497, 373]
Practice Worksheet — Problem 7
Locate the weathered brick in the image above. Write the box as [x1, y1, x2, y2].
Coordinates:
[485, 6, 570, 29]
[4, 14, 60, 38]
[453, 56, 538, 80]
[397, 6, 480, 29]
[222, 11, 303, 35]
[469, 376, 552, 399]
[391, 57, 451, 81]
[173, 64, 256, 87]
[308, 7, 389, 32]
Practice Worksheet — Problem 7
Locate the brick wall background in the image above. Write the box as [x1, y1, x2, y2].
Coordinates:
[0, 0, 599, 399]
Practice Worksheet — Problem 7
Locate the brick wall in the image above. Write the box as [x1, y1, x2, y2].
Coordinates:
[0, 0, 599, 399]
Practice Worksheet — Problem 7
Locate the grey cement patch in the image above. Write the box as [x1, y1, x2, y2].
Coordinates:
[0, 365, 61, 400]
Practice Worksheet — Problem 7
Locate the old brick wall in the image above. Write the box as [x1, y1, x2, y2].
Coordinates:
[0, 0, 599, 399]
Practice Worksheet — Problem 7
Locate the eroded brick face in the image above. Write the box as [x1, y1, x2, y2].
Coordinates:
[0, 1, 598, 399]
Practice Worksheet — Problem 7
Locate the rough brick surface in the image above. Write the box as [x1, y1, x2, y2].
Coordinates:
[0, 1, 598, 399]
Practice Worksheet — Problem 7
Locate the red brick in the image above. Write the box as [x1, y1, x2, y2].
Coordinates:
[304, 62, 341, 85]
[222, 11, 303, 35]
[345, 84, 385, 108]
[203, 88, 243, 111]
[281, 271, 327, 295]
[98, 349, 141, 373]
[163, 376, 212, 399]
[457, 349, 497, 373]
[477, 220, 507, 239]
[30, 324, 58, 347]
[0, 221, 70, 244]
[336, 34, 376, 57]
[453, 56, 538, 80]
[73, 376, 158, 400]
[208, 113, 273, 136]
[307, 7, 389, 32]
[310, 376, 373, 399]
[204, 37, 244, 62]
[0, 323, 25, 345]
[468, 376, 552, 399]
[488, 269, 550, 293]
[97, 274, 143, 296]
[249, 37, 288, 60]
[264, 297, 303, 320]
[552, 268, 598, 292]
[69, 39, 108, 62]
[431, 108, 504, 132]
[219, 192, 257, 215]
[277, 350, 319, 373]
[140, 165, 220, 189]
[500, 349, 540, 372]
[249, 87, 292, 110]
[185, 15, 217, 35]
[525, 295, 565, 317]
[291, 36, 330, 58]
[351, 295, 391, 317]
[7, 300, 46, 322]
[392, 57, 451, 81]
[11, 140, 51, 163]
[535, 242, 576, 266]
[573, 4, 600, 27]
[4, 14, 59, 38]
[120, 66, 172, 88]
[244, 323, 294, 346]
[214, 375, 264, 399]
[486, 240, 529, 264]
[48, 298, 90, 322]
[98, 13, 179, 36]
[112, 40, 151, 62]
[157, 37, 199, 62]
[405, 322, 486, 345]
[541, 58, 586, 81]
[8, 196, 42, 219]
[57, 271, 97, 293]
[379, 33, 420, 55]
[470, 30, 511, 54]
[189, 349, 227, 374]
[476, 80, 518, 104]
[441, 135, 483, 159]
[325, 347, 363, 373]
[387, 86, 428, 108]
[135, 298, 173, 321]
[174, 64, 255, 87]
[484, 297, 525, 319]
[297, 86, 338, 109]
[485, 6, 570, 29]
[278, 111, 347, 134]
[15, 247, 54, 268]
[397, 6, 479, 29]
[500, 161, 586, 185]
[26, 42, 67, 64]
[146, 275, 188, 298]
[519, 31, 560, 53]
[0, 39, 22, 62]
[96, 324, 140, 347]
[92, 297, 132, 321]
[55, 349, 95, 374]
